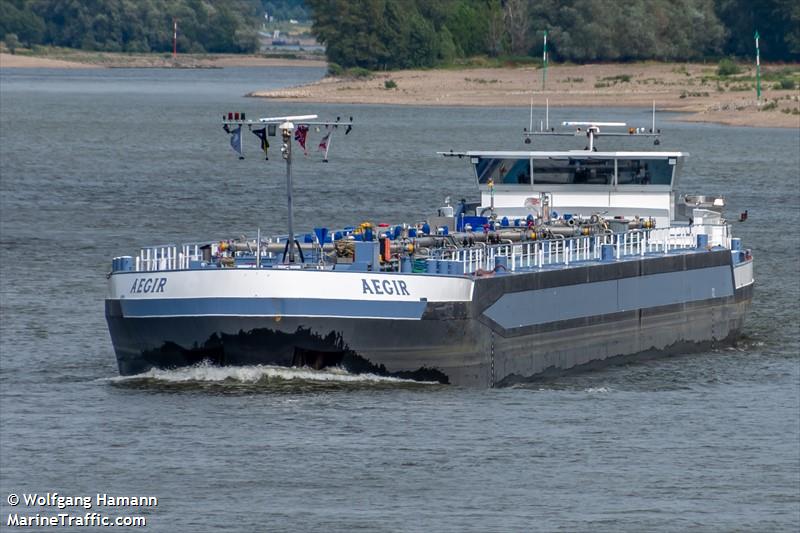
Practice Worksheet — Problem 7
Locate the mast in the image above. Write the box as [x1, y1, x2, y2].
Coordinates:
[222, 113, 354, 264]
[280, 120, 297, 262]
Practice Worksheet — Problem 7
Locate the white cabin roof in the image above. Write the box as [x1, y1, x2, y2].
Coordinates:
[447, 151, 687, 159]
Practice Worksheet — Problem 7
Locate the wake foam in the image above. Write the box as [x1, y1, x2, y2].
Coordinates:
[584, 386, 612, 393]
[106, 362, 436, 387]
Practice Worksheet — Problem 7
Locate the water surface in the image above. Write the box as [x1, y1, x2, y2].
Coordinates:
[1, 67, 798, 532]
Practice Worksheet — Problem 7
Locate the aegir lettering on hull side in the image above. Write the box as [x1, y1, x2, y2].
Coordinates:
[130, 277, 167, 294]
[361, 278, 410, 295]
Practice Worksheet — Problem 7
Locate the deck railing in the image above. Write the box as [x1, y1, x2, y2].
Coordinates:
[442, 224, 727, 274]
[135, 243, 203, 272]
[125, 224, 729, 274]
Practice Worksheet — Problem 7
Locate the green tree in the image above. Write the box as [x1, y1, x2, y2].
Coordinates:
[206, 5, 240, 52]
[446, 2, 488, 57]
[485, 0, 504, 57]
[0, 0, 45, 45]
[378, 1, 411, 69]
[0, 0, 261, 54]
[4, 32, 20, 53]
[406, 11, 438, 67]
[529, 0, 725, 62]
[504, 0, 530, 56]
[438, 25, 458, 63]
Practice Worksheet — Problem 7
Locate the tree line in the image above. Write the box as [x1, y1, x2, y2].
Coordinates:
[2, 0, 797, 64]
[0, 0, 263, 53]
[307, 0, 799, 70]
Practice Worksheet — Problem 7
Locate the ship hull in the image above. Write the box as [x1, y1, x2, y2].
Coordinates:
[105, 250, 753, 387]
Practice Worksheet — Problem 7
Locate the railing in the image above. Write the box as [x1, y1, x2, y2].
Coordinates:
[122, 224, 730, 274]
[135, 243, 203, 272]
[441, 224, 728, 274]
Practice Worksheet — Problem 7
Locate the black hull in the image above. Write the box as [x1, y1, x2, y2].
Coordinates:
[105, 314, 460, 383]
[106, 249, 753, 387]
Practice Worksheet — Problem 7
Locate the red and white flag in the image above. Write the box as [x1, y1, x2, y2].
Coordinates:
[318, 131, 331, 151]
[294, 124, 309, 154]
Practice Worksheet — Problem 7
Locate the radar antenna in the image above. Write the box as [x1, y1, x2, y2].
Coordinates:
[522, 100, 661, 150]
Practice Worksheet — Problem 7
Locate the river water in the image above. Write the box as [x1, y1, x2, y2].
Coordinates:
[1, 66, 798, 532]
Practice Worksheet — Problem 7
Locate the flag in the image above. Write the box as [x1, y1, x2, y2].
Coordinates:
[252, 127, 269, 160]
[294, 124, 309, 154]
[229, 125, 243, 159]
[318, 131, 331, 151]
[318, 129, 333, 162]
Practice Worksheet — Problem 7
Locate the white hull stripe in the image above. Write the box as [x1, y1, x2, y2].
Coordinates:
[118, 297, 428, 320]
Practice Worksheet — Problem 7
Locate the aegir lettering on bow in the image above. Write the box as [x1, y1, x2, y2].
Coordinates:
[130, 277, 167, 294]
[361, 278, 410, 296]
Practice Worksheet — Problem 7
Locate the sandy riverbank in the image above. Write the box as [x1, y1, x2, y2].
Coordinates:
[3, 52, 796, 128]
[0, 53, 101, 68]
[249, 62, 800, 128]
[0, 51, 325, 69]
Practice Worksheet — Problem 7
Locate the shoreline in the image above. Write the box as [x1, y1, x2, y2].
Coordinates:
[0, 51, 326, 69]
[249, 62, 800, 129]
[3, 52, 797, 128]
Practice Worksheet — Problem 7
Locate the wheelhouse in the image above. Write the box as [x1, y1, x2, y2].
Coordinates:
[462, 151, 686, 227]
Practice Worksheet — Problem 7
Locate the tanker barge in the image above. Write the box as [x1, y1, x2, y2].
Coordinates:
[105, 114, 754, 386]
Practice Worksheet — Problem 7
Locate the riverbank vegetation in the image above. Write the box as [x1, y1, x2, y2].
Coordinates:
[2, 0, 796, 130]
[307, 0, 798, 70]
[0, 0, 262, 53]
[2, 0, 797, 71]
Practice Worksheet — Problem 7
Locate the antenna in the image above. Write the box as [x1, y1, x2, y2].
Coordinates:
[562, 121, 627, 126]
[546, 98, 549, 131]
[526, 97, 534, 144]
[652, 101, 656, 133]
[259, 114, 318, 123]
[522, 108, 661, 150]
[525, 98, 551, 143]
[651, 102, 661, 145]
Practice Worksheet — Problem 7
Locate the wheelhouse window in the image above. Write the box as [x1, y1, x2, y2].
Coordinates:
[474, 158, 530, 185]
[616, 158, 673, 185]
[532, 158, 615, 185]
